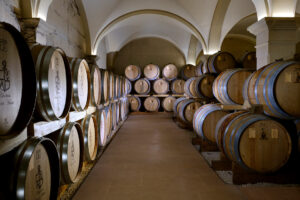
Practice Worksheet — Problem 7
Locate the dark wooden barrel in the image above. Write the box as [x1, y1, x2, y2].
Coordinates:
[90, 65, 102, 106]
[162, 64, 178, 81]
[125, 65, 141, 81]
[246, 61, 300, 119]
[109, 72, 115, 101]
[202, 60, 209, 74]
[173, 97, 186, 116]
[153, 78, 169, 94]
[70, 58, 91, 111]
[180, 64, 196, 80]
[81, 115, 98, 161]
[207, 51, 236, 73]
[213, 68, 252, 105]
[171, 79, 185, 94]
[101, 69, 110, 103]
[134, 78, 151, 94]
[0, 22, 36, 139]
[184, 74, 215, 98]
[0, 137, 60, 200]
[129, 96, 141, 112]
[57, 122, 84, 184]
[193, 104, 228, 143]
[178, 99, 202, 124]
[144, 64, 160, 80]
[195, 62, 203, 76]
[222, 112, 291, 173]
[31, 45, 72, 121]
[162, 96, 176, 112]
[242, 52, 256, 69]
[144, 96, 160, 112]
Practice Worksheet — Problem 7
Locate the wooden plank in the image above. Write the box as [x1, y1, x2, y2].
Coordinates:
[86, 106, 96, 115]
[31, 118, 66, 137]
[68, 111, 86, 122]
[0, 128, 27, 155]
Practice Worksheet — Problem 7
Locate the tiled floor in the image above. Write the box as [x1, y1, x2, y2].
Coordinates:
[73, 113, 300, 200]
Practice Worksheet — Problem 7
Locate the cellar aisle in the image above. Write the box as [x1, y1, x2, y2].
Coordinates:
[73, 113, 300, 200]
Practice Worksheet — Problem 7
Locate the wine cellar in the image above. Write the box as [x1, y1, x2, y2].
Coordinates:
[1, 0, 300, 200]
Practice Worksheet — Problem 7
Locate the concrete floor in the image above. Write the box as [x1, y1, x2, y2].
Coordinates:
[73, 113, 300, 200]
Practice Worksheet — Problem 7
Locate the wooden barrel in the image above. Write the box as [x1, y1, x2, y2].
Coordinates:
[120, 98, 127, 121]
[114, 75, 119, 100]
[105, 105, 113, 138]
[153, 78, 169, 94]
[195, 62, 203, 76]
[184, 74, 215, 98]
[193, 104, 228, 143]
[180, 64, 196, 80]
[57, 122, 84, 184]
[125, 78, 132, 95]
[97, 108, 107, 147]
[31, 45, 72, 121]
[81, 115, 98, 161]
[222, 112, 291, 173]
[162, 64, 178, 81]
[101, 70, 110, 103]
[207, 51, 236, 73]
[242, 52, 256, 69]
[109, 72, 115, 101]
[144, 96, 160, 112]
[173, 97, 186, 116]
[202, 60, 209, 74]
[0, 22, 36, 139]
[128, 96, 141, 112]
[144, 64, 160, 80]
[162, 96, 176, 112]
[134, 78, 151, 94]
[90, 65, 102, 106]
[244, 61, 300, 119]
[212, 68, 252, 105]
[125, 65, 141, 81]
[70, 58, 91, 111]
[111, 103, 117, 130]
[0, 137, 60, 200]
[178, 99, 202, 124]
[171, 79, 185, 94]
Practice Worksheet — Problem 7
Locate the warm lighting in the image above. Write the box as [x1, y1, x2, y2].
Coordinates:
[205, 49, 219, 55]
[272, 12, 295, 18]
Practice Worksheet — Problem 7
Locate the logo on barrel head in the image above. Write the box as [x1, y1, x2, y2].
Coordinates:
[0, 60, 10, 92]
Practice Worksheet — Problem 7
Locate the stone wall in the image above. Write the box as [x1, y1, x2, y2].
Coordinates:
[0, 0, 20, 30]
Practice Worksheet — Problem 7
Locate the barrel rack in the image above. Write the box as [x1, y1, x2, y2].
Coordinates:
[192, 101, 300, 185]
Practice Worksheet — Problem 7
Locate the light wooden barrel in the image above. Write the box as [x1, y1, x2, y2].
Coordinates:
[180, 64, 196, 80]
[101, 70, 110, 103]
[81, 115, 98, 161]
[184, 74, 215, 98]
[120, 98, 127, 121]
[144, 96, 160, 112]
[162, 64, 178, 81]
[109, 72, 115, 101]
[105, 105, 113, 138]
[0, 22, 36, 139]
[114, 75, 119, 100]
[207, 51, 236, 73]
[134, 78, 151, 94]
[57, 122, 84, 184]
[125, 65, 141, 81]
[144, 64, 160, 80]
[116, 101, 121, 125]
[10, 137, 60, 200]
[70, 58, 91, 111]
[153, 78, 169, 94]
[178, 99, 202, 124]
[111, 102, 118, 130]
[97, 108, 107, 147]
[90, 65, 102, 106]
[242, 52, 256, 69]
[128, 96, 141, 112]
[31, 45, 72, 121]
[171, 79, 185, 94]
[162, 96, 176, 112]
[193, 104, 228, 143]
[173, 97, 186, 116]
[212, 69, 252, 105]
[125, 78, 132, 95]
[244, 61, 300, 119]
[222, 112, 291, 173]
[196, 62, 204, 76]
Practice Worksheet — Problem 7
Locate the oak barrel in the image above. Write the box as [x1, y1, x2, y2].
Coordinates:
[222, 112, 291, 173]
[144, 96, 160, 112]
[162, 64, 178, 81]
[242, 51, 256, 69]
[105, 105, 113, 139]
[162, 96, 176, 112]
[207, 51, 236, 73]
[171, 79, 185, 94]
[125, 78, 132, 95]
[193, 104, 228, 143]
[153, 78, 169, 94]
[101, 69, 110, 103]
[81, 115, 98, 161]
[0, 22, 36, 139]
[178, 99, 202, 124]
[184, 74, 215, 98]
[125, 65, 141, 81]
[144, 64, 160, 80]
[180, 64, 196, 80]
[195, 62, 203, 76]
[90, 65, 102, 106]
[97, 107, 108, 147]
[111, 102, 117, 130]
[128, 96, 141, 112]
[109, 72, 115, 101]
[70, 58, 91, 111]
[134, 78, 151, 94]
[173, 97, 186, 116]
[212, 68, 252, 105]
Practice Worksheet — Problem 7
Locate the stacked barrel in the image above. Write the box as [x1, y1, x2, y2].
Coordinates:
[0, 22, 130, 199]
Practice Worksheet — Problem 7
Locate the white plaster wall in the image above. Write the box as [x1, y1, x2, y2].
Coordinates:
[0, 0, 20, 30]
[96, 39, 107, 69]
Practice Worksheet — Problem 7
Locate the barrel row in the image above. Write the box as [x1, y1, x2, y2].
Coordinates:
[129, 95, 177, 112]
